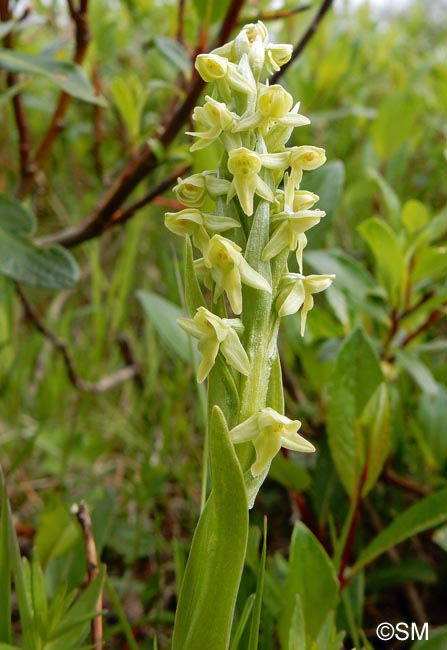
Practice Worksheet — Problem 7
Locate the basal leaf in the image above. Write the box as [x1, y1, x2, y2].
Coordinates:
[172, 406, 248, 650]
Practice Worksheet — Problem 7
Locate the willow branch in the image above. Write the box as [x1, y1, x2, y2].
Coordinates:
[18, 0, 91, 196]
[36, 0, 246, 249]
[106, 164, 191, 231]
[271, 0, 334, 84]
[239, 3, 311, 23]
[0, 0, 34, 185]
[17, 285, 141, 393]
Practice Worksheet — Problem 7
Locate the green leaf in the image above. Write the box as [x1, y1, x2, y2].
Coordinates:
[402, 199, 429, 234]
[172, 406, 248, 650]
[288, 596, 306, 650]
[0, 20, 15, 39]
[47, 568, 104, 646]
[352, 489, 447, 575]
[0, 468, 35, 649]
[361, 383, 391, 496]
[268, 454, 310, 492]
[367, 168, 401, 227]
[279, 522, 338, 646]
[230, 595, 255, 650]
[248, 517, 267, 650]
[371, 90, 422, 162]
[155, 37, 191, 75]
[192, 0, 231, 24]
[411, 626, 447, 650]
[0, 484, 12, 643]
[326, 328, 383, 496]
[0, 195, 80, 289]
[31, 552, 48, 636]
[137, 290, 192, 363]
[358, 216, 406, 306]
[0, 50, 106, 105]
[395, 349, 440, 396]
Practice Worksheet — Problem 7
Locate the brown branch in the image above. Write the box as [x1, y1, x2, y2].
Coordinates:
[176, 0, 186, 44]
[271, 0, 334, 84]
[18, 0, 91, 196]
[17, 284, 142, 393]
[36, 0, 246, 249]
[338, 461, 369, 589]
[400, 308, 444, 348]
[383, 464, 431, 497]
[239, 4, 311, 23]
[0, 0, 34, 185]
[106, 164, 191, 230]
[72, 500, 103, 650]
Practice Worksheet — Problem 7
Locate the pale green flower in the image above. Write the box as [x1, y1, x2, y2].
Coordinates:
[264, 43, 293, 75]
[195, 53, 252, 98]
[177, 307, 249, 383]
[174, 174, 208, 207]
[230, 407, 315, 477]
[234, 85, 310, 135]
[227, 147, 274, 216]
[285, 146, 326, 209]
[262, 208, 325, 261]
[165, 208, 240, 254]
[276, 272, 335, 334]
[186, 96, 238, 152]
[204, 235, 271, 314]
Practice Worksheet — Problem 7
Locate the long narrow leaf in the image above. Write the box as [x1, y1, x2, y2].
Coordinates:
[0, 484, 12, 643]
[172, 406, 248, 650]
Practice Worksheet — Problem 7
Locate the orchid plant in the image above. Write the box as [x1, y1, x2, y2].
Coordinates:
[165, 21, 334, 650]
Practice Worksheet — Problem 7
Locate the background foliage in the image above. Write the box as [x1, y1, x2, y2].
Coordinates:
[0, 0, 446, 648]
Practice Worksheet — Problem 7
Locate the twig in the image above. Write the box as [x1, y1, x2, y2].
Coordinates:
[17, 284, 142, 393]
[71, 500, 103, 650]
[18, 0, 91, 196]
[384, 464, 431, 497]
[0, 0, 34, 185]
[36, 0, 246, 249]
[91, 63, 105, 181]
[238, 4, 311, 23]
[107, 164, 191, 230]
[338, 462, 369, 589]
[400, 308, 444, 348]
[176, 0, 186, 44]
[271, 0, 334, 84]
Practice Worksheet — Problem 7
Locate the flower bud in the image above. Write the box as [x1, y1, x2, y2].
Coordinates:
[258, 85, 293, 118]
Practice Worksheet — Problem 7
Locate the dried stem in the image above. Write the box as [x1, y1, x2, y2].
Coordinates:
[36, 0, 246, 249]
[72, 500, 103, 650]
[17, 284, 142, 393]
[176, 0, 186, 44]
[271, 0, 334, 84]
